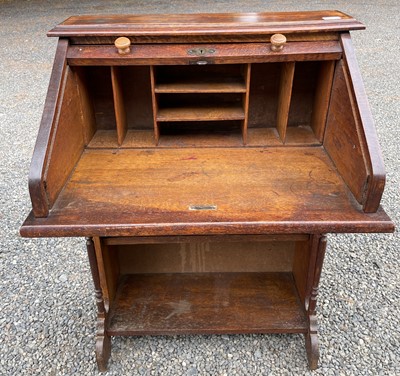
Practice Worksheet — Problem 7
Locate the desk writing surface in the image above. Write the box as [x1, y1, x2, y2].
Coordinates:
[21, 146, 393, 237]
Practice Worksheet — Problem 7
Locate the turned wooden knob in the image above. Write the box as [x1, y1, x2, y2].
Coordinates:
[270, 34, 287, 52]
[114, 37, 131, 55]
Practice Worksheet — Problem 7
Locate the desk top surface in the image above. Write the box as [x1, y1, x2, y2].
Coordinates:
[48, 11, 365, 37]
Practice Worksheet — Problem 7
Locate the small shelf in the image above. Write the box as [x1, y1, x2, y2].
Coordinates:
[108, 272, 307, 335]
[157, 105, 245, 122]
[154, 78, 247, 93]
[151, 64, 250, 144]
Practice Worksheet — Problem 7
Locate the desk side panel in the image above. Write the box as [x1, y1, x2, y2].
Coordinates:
[324, 33, 386, 212]
[43, 66, 86, 207]
[340, 33, 386, 212]
[28, 39, 68, 217]
[324, 60, 369, 204]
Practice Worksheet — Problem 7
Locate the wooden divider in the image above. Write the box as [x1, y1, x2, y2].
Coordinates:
[276, 62, 295, 143]
[111, 66, 127, 146]
[241, 64, 251, 144]
[149, 66, 160, 145]
[311, 60, 335, 142]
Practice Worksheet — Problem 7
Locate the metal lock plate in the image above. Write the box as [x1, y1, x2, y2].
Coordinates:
[187, 47, 216, 56]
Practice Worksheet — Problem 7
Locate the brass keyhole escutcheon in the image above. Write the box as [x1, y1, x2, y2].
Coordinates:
[187, 47, 216, 56]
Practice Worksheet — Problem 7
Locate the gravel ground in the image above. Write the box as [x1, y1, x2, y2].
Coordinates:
[0, 1, 399, 375]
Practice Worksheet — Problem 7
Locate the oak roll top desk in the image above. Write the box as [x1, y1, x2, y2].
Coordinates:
[20, 11, 394, 371]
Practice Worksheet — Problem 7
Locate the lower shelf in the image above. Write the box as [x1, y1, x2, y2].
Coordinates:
[107, 272, 307, 336]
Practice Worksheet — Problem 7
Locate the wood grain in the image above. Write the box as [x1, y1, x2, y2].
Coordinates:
[107, 272, 307, 335]
[304, 234, 327, 370]
[292, 239, 311, 305]
[48, 11, 364, 39]
[66, 41, 342, 66]
[287, 61, 319, 128]
[43, 66, 85, 208]
[149, 65, 159, 144]
[86, 126, 320, 148]
[74, 67, 96, 144]
[154, 78, 246, 93]
[85, 66, 116, 130]
[28, 39, 68, 217]
[99, 238, 119, 305]
[93, 236, 110, 309]
[310, 60, 335, 141]
[276, 62, 295, 142]
[120, 66, 154, 130]
[105, 234, 309, 245]
[324, 61, 369, 205]
[340, 33, 386, 213]
[241, 64, 251, 144]
[86, 237, 111, 371]
[20, 147, 394, 237]
[67, 32, 340, 45]
[157, 105, 245, 122]
[115, 241, 294, 273]
[111, 66, 127, 145]
[247, 63, 280, 128]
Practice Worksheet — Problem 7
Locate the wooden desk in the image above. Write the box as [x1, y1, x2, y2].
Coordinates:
[21, 11, 394, 371]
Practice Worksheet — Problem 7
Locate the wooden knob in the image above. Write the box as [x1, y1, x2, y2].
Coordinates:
[270, 34, 286, 52]
[114, 37, 131, 55]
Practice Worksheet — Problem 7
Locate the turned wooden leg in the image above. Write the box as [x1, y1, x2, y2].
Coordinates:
[86, 237, 111, 372]
[304, 235, 327, 370]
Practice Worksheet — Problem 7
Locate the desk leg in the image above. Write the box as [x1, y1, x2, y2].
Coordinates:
[305, 234, 327, 370]
[86, 237, 111, 372]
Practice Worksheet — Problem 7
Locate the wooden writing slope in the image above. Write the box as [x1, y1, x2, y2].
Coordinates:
[21, 11, 394, 371]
